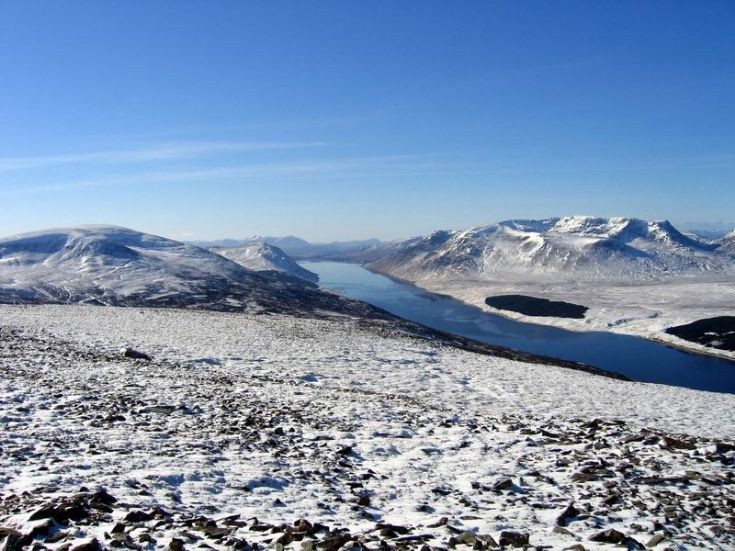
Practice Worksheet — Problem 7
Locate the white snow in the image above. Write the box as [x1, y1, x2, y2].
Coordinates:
[1, 305, 734, 549]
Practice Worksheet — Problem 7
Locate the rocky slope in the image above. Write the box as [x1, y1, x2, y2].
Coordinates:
[0, 305, 734, 550]
[0, 226, 374, 316]
[210, 240, 319, 283]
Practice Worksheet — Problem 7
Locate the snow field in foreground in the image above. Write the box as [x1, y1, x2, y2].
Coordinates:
[1, 305, 734, 550]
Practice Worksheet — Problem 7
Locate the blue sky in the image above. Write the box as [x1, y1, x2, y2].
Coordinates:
[1, 1, 733, 241]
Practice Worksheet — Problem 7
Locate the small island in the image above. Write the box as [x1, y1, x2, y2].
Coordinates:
[485, 294, 589, 319]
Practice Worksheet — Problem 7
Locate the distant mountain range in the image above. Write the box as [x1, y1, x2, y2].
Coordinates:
[194, 218, 735, 281]
[0, 226, 377, 316]
[193, 236, 386, 262]
[368, 216, 735, 282]
[3, 218, 732, 316]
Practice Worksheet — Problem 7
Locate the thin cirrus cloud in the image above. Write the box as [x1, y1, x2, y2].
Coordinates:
[2, 152, 733, 198]
[0, 141, 327, 172]
[0, 154, 465, 196]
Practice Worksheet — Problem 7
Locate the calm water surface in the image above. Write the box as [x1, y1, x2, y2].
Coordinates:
[302, 261, 735, 394]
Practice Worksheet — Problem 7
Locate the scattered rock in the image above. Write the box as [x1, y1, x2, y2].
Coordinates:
[647, 533, 667, 547]
[498, 531, 528, 548]
[492, 477, 513, 491]
[124, 510, 154, 523]
[556, 503, 580, 526]
[71, 538, 101, 551]
[122, 348, 152, 361]
[590, 529, 625, 544]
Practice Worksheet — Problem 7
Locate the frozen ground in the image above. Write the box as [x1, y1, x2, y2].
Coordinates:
[1, 305, 734, 550]
[412, 276, 735, 361]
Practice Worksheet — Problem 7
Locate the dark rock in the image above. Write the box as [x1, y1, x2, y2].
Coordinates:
[168, 537, 185, 551]
[661, 436, 695, 450]
[498, 531, 528, 548]
[553, 526, 575, 538]
[44, 531, 69, 544]
[647, 533, 666, 547]
[556, 503, 580, 526]
[427, 517, 448, 528]
[90, 489, 117, 506]
[375, 523, 410, 535]
[457, 532, 478, 546]
[621, 536, 645, 550]
[71, 538, 101, 551]
[0, 530, 25, 551]
[317, 531, 351, 551]
[111, 531, 138, 549]
[336, 446, 354, 457]
[590, 529, 625, 544]
[492, 477, 513, 491]
[124, 510, 154, 523]
[27, 519, 54, 539]
[476, 534, 497, 547]
[122, 348, 152, 361]
[138, 533, 156, 544]
[204, 526, 232, 539]
[29, 501, 87, 524]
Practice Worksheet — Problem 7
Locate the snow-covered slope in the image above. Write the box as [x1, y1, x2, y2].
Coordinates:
[370, 216, 730, 281]
[210, 240, 318, 282]
[0, 226, 372, 315]
[1, 305, 734, 550]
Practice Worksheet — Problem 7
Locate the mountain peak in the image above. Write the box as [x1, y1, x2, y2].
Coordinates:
[210, 241, 318, 283]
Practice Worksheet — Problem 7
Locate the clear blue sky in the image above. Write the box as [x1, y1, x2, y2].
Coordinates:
[1, 1, 733, 241]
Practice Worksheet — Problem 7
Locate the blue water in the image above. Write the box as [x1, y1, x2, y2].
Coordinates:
[302, 261, 735, 394]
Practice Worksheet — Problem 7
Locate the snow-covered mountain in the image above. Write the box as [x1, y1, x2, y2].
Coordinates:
[210, 240, 318, 282]
[369, 216, 733, 281]
[718, 230, 735, 255]
[0, 226, 374, 315]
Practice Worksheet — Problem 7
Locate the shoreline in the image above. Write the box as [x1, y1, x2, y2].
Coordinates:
[363, 264, 735, 366]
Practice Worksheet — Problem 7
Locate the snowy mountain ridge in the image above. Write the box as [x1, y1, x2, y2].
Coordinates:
[369, 216, 733, 281]
[0, 225, 370, 315]
[210, 240, 319, 282]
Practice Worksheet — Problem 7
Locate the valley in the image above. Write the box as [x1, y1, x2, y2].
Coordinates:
[262, 216, 735, 360]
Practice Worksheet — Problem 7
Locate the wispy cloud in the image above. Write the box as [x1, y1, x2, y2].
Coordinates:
[2, 153, 733, 198]
[0, 154, 465, 196]
[0, 141, 326, 172]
